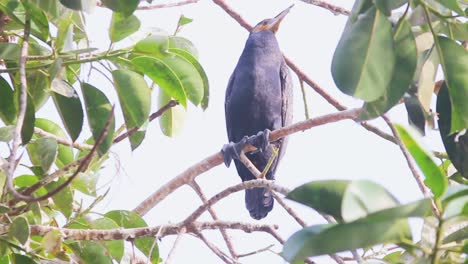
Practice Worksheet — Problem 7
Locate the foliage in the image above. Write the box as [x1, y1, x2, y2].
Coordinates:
[0, 0, 207, 263]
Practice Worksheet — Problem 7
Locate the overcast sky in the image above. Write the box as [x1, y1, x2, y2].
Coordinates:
[35, 1, 446, 263]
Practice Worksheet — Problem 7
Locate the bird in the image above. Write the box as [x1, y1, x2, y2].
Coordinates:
[223, 6, 293, 220]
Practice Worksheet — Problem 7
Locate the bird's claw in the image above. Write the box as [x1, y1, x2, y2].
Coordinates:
[222, 136, 248, 167]
[247, 129, 271, 153]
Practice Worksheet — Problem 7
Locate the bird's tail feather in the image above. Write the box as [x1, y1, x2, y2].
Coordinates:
[245, 187, 274, 220]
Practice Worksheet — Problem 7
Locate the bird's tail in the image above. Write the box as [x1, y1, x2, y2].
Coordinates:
[245, 187, 274, 220]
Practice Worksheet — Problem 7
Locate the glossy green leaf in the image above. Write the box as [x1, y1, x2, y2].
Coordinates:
[35, 118, 74, 168]
[158, 88, 186, 137]
[68, 241, 113, 264]
[104, 210, 159, 263]
[332, 6, 395, 101]
[51, 78, 75, 98]
[0, 43, 20, 60]
[109, 13, 140, 43]
[26, 137, 58, 173]
[27, 70, 51, 110]
[360, 19, 417, 119]
[170, 48, 209, 110]
[0, 76, 16, 124]
[46, 179, 73, 218]
[438, 37, 468, 132]
[71, 172, 98, 196]
[287, 180, 350, 221]
[373, 0, 408, 16]
[395, 124, 448, 197]
[9, 216, 29, 245]
[168, 36, 198, 57]
[0, 126, 14, 142]
[134, 35, 169, 56]
[10, 254, 36, 264]
[81, 83, 115, 155]
[101, 0, 138, 17]
[132, 56, 186, 107]
[112, 70, 150, 150]
[283, 219, 411, 262]
[178, 15, 193, 27]
[91, 218, 124, 262]
[437, 83, 468, 178]
[42, 230, 62, 255]
[52, 87, 83, 142]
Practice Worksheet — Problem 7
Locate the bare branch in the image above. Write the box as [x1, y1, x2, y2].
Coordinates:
[183, 179, 289, 225]
[272, 192, 306, 227]
[113, 100, 178, 144]
[165, 227, 186, 264]
[34, 127, 93, 150]
[239, 152, 262, 178]
[136, 0, 199, 10]
[190, 181, 239, 261]
[298, 0, 350, 16]
[238, 244, 274, 258]
[134, 108, 362, 215]
[194, 231, 235, 264]
[22, 221, 278, 241]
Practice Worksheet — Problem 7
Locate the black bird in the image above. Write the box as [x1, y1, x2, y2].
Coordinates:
[223, 6, 293, 220]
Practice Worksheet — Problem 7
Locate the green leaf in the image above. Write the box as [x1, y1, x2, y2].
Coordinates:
[112, 70, 150, 150]
[416, 47, 439, 113]
[104, 210, 159, 263]
[27, 70, 51, 111]
[132, 56, 187, 107]
[437, 37, 468, 132]
[0, 76, 16, 125]
[10, 254, 36, 264]
[26, 137, 58, 173]
[443, 224, 468, 243]
[283, 219, 411, 262]
[109, 13, 140, 43]
[169, 48, 209, 110]
[35, 118, 74, 168]
[0, 43, 20, 61]
[395, 124, 448, 197]
[436, 82, 468, 178]
[59, 0, 95, 12]
[68, 241, 113, 264]
[168, 36, 199, 57]
[373, 0, 408, 16]
[81, 83, 115, 155]
[46, 179, 73, 218]
[9, 216, 29, 245]
[287, 180, 350, 221]
[360, 19, 417, 119]
[443, 195, 468, 218]
[178, 15, 193, 27]
[434, 0, 465, 15]
[101, 0, 138, 17]
[158, 88, 186, 137]
[134, 35, 169, 56]
[332, 6, 395, 101]
[90, 218, 124, 262]
[404, 96, 426, 135]
[20, 98, 35, 145]
[71, 172, 98, 196]
[52, 88, 83, 142]
[0, 126, 14, 142]
[42, 230, 63, 255]
[51, 78, 76, 98]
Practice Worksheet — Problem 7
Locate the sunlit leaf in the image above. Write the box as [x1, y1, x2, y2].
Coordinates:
[26, 137, 58, 173]
[35, 118, 73, 168]
[332, 6, 394, 101]
[395, 124, 448, 197]
[158, 88, 185, 137]
[68, 241, 113, 264]
[109, 13, 140, 43]
[0, 43, 20, 61]
[71, 172, 98, 196]
[91, 218, 124, 262]
[42, 230, 63, 255]
[0, 126, 14, 142]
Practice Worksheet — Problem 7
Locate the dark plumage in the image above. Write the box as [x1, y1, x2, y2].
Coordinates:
[224, 6, 293, 220]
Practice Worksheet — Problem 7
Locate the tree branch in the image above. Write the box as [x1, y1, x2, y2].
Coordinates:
[298, 0, 350, 16]
[194, 231, 235, 264]
[136, 0, 199, 10]
[134, 108, 362, 215]
[165, 227, 186, 264]
[34, 127, 93, 150]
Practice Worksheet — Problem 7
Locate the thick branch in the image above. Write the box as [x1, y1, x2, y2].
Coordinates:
[134, 108, 361, 215]
[22, 221, 278, 241]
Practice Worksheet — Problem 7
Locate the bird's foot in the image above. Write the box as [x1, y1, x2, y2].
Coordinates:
[222, 129, 271, 167]
[222, 136, 248, 167]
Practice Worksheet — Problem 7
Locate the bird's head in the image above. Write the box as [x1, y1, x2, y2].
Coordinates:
[252, 5, 293, 34]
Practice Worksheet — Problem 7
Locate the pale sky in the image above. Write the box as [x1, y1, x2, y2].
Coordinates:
[35, 0, 446, 263]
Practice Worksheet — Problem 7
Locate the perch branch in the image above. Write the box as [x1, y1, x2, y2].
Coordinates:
[134, 108, 362, 215]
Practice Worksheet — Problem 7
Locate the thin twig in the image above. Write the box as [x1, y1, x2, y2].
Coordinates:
[272, 192, 306, 227]
[239, 152, 262, 178]
[165, 227, 186, 264]
[194, 231, 235, 264]
[113, 100, 178, 144]
[298, 0, 350, 16]
[5, 15, 30, 200]
[299, 79, 311, 119]
[34, 127, 93, 150]
[238, 244, 274, 258]
[136, 0, 199, 10]
[134, 108, 361, 215]
[189, 181, 239, 261]
[383, 116, 440, 217]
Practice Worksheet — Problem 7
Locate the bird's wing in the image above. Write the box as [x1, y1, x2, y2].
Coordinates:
[280, 60, 293, 127]
[225, 73, 236, 141]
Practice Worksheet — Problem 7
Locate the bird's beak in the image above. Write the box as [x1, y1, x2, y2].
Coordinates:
[268, 4, 294, 33]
